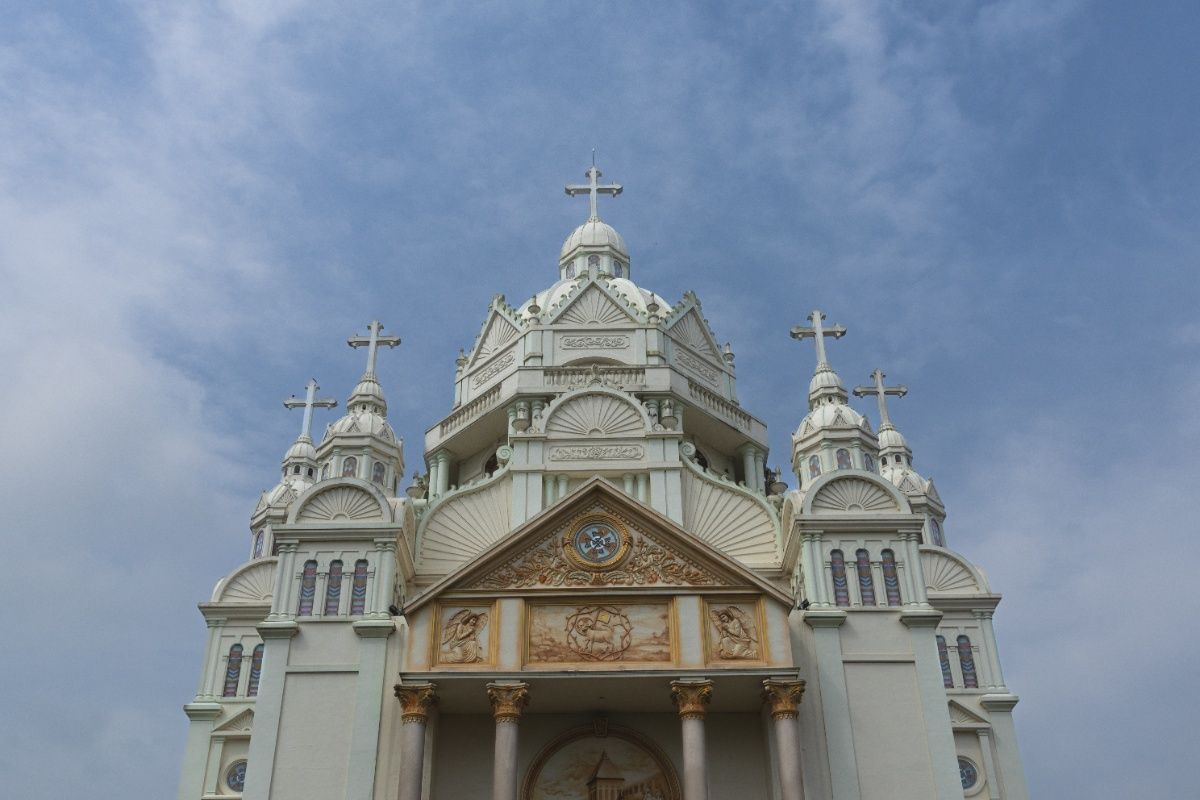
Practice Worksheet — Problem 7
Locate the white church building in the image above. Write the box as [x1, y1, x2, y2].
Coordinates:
[176, 164, 1029, 800]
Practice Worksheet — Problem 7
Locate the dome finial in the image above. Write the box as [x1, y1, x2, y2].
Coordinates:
[283, 378, 338, 442]
[853, 369, 908, 430]
[789, 309, 846, 369]
[565, 158, 622, 221]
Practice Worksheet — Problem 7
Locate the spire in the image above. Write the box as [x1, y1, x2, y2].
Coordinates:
[560, 159, 630, 279]
[346, 321, 401, 414]
[789, 309, 848, 408]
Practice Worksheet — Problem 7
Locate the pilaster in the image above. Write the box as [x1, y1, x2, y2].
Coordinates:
[241, 620, 298, 800]
[900, 610, 961, 799]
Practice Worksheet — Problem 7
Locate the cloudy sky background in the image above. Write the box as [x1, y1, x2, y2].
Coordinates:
[1, 1, 1196, 796]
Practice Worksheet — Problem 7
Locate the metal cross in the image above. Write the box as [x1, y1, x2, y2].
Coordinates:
[347, 320, 401, 377]
[853, 369, 908, 428]
[283, 379, 337, 440]
[789, 309, 846, 367]
[565, 163, 622, 221]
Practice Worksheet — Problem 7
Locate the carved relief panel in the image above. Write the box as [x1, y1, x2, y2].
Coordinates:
[703, 597, 767, 664]
[433, 602, 496, 667]
[526, 601, 674, 667]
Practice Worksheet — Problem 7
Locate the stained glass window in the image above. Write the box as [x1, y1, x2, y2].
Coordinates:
[297, 560, 318, 616]
[565, 263, 575, 278]
[863, 452, 875, 472]
[247, 644, 264, 697]
[324, 560, 343, 616]
[957, 635, 979, 688]
[371, 461, 386, 484]
[226, 760, 247, 792]
[341, 456, 357, 478]
[836, 448, 852, 470]
[830, 549, 850, 607]
[808, 455, 822, 478]
[855, 549, 876, 605]
[588, 254, 600, 267]
[321, 463, 330, 480]
[936, 635, 954, 688]
[253, 530, 264, 558]
[222, 644, 243, 697]
[350, 559, 369, 615]
[881, 549, 902, 606]
[958, 757, 978, 789]
[930, 517, 945, 547]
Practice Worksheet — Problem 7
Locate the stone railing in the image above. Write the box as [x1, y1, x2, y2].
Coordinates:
[543, 365, 646, 390]
[439, 385, 502, 436]
[687, 379, 751, 431]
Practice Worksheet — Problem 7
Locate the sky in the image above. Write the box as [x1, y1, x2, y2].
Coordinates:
[0, 1, 1196, 796]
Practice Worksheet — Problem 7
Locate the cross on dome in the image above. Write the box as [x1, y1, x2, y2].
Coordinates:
[348, 320, 401, 378]
[853, 369, 907, 429]
[283, 379, 337, 441]
[790, 309, 846, 368]
[565, 162, 622, 221]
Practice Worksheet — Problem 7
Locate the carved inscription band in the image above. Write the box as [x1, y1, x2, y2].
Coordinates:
[549, 445, 644, 461]
[561, 335, 630, 349]
[471, 351, 516, 387]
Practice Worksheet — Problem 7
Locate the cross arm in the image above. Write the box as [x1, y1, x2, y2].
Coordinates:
[283, 397, 337, 409]
[852, 385, 907, 398]
[789, 324, 846, 340]
[347, 335, 401, 349]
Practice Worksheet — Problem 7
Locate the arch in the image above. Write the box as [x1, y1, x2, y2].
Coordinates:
[881, 549, 902, 606]
[936, 635, 954, 688]
[802, 472, 910, 515]
[289, 478, 393, 524]
[247, 644, 264, 696]
[919, 547, 991, 595]
[836, 448, 852, 470]
[297, 560, 318, 616]
[349, 559, 369, 615]
[324, 560, 344, 615]
[222, 644, 243, 697]
[341, 456, 358, 478]
[542, 388, 649, 438]
[830, 549, 851, 607]
[957, 635, 979, 688]
[521, 723, 681, 800]
[855, 548, 876, 605]
[210, 558, 278, 604]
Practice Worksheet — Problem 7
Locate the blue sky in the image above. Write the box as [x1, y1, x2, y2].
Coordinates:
[1, 1, 1196, 796]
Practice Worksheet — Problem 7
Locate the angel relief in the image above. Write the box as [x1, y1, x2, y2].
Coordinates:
[440, 608, 489, 664]
[708, 605, 759, 660]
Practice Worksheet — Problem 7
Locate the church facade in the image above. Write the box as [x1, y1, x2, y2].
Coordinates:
[176, 165, 1029, 800]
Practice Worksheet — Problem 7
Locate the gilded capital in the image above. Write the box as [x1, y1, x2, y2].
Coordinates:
[394, 682, 438, 723]
[670, 680, 713, 720]
[487, 681, 530, 723]
[762, 678, 806, 720]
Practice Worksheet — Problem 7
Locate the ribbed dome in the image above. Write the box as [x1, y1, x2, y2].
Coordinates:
[324, 408, 397, 442]
[517, 276, 671, 319]
[877, 426, 910, 452]
[796, 401, 866, 435]
[881, 463, 927, 496]
[560, 219, 628, 259]
[284, 436, 317, 462]
[809, 365, 846, 395]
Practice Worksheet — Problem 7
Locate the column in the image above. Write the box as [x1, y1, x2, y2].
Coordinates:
[555, 474, 569, 500]
[346, 618, 395, 800]
[435, 451, 451, 496]
[753, 450, 766, 492]
[636, 472, 650, 504]
[200, 619, 226, 699]
[739, 445, 756, 489]
[488, 681, 530, 800]
[976, 729, 1001, 800]
[763, 679, 806, 800]
[670, 680, 713, 800]
[975, 611, 1007, 691]
[394, 683, 438, 800]
[623, 473, 636, 496]
[242, 620, 299, 800]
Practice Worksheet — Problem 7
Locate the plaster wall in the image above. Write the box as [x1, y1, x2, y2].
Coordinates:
[272, 672, 356, 798]
[845, 662, 936, 799]
[289, 622, 359, 667]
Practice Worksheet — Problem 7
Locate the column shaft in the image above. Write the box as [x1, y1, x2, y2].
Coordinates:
[487, 682, 530, 800]
[763, 679, 806, 800]
[395, 683, 438, 800]
[671, 680, 713, 800]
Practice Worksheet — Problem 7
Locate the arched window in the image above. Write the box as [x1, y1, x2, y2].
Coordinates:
[306, 467, 314, 478]
[957, 635, 978, 688]
[247, 644, 264, 697]
[341, 457, 358, 478]
[587, 254, 600, 267]
[830, 550, 850, 607]
[297, 560, 318, 616]
[613, 261, 625, 278]
[324, 560, 343, 616]
[565, 263, 575, 278]
[936, 635, 954, 688]
[863, 452, 875, 472]
[350, 559, 369, 615]
[808, 455, 822, 478]
[321, 463, 330, 480]
[836, 449, 852, 470]
[929, 518, 945, 547]
[855, 549, 876, 605]
[371, 461, 386, 485]
[222, 644, 243, 697]
[253, 530, 264, 558]
[881, 549, 902, 606]
[292, 465, 301, 475]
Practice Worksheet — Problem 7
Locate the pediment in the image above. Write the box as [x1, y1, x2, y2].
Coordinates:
[214, 709, 254, 734]
[550, 283, 640, 327]
[666, 307, 723, 362]
[802, 473, 910, 515]
[469, 309, 522, 368]
[948, 700, 988, 727]
[289, 479, 392, 524]
[408, 479, 790, 610]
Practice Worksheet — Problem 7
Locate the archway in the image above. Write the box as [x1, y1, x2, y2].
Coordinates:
[521, 722, 681, 800]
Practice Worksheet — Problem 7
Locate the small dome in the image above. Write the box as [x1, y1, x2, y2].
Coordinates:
[809, 365, 846, 395]
[517, 276, 672, 319]
[877, 426, 910, 452]
[796, 401, 866, 436]
[324, 408, 397, 442]
[348, 376, 386, 410]
[881, 463, 927, 496]
[284, 436, 317, 462]
[560, 219, 628, 260]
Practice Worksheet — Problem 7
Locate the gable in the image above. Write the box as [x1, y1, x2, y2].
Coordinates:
[552, 283, 639, 326]
[214, 709, 255, 734]
[666, 307, 722, 361]
[948, 700, 988, 727]
[469, 310, 522, 368]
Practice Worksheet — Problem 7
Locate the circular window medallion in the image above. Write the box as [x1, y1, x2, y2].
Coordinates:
[226, 760, 247, 792]
[562, 515, 631, 571]
[958, 757, 979, 790]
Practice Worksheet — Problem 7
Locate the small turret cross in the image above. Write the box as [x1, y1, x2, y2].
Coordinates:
[347, 320, 401, 377]
[789, 309, 846, 367]
[565, 163, 622, 221]
[853, 369, 908, 427]
[284, 379, 337, 440]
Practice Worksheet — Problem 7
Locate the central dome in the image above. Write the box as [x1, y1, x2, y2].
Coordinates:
[560, 219, 628, 260]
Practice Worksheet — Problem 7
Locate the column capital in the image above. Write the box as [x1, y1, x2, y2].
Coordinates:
[670, 679, 713, 720]
[762, 678, 806, 720]
[487, 681, 530, 723]
[394, 682, 438, 723]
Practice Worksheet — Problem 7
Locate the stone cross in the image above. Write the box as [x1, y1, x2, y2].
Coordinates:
[347, 320, 401, 377]
[565, 164, 622, 221]
[789, 309, 846, 367]
[853, 368, 908, 427]
[283, 379, 337, 440]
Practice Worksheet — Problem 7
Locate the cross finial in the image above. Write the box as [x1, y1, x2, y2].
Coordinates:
[347, 320, 401, 378]
[283, 378, 337, 441]
[565, 160, 622, 221]
[853, 369, 908, 428]
[789, 309, 847, 368]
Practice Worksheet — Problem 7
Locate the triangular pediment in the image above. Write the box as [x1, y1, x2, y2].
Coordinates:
[666, 307, 722, 361]
[469, 309, 522, 368]
[948, 700, 988, 727]
[408, 478, 790, 609]
[551, 282, 640, 327]
[214, 708, 254, 733]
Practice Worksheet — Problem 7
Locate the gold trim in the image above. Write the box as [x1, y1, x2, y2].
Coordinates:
[670, 679, 714, 719]
[762, 678, 806, 720]
[487, 681, 530, 723]
[394, 682, 437, 723]
[520, 722, 682, 800]
[560, 512, 632, 572]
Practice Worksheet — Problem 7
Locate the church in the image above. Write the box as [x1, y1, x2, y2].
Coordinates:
[175, 164, 1029, 800]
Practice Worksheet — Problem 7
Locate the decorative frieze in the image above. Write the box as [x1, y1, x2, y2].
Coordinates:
[544, 365, 645, 389]
[549, 445, 644, 461]
[560, 334, 630, 350]
[471, 350, 515, 388]
[675, 350, 719, 385]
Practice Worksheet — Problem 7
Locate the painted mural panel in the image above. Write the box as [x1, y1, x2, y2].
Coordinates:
[524, 727, 679, 800]
[527, 602, 671, 665]
[435, 604, 494, 666]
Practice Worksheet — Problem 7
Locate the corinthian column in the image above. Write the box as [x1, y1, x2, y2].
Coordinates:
[763, 679, 806, 800]
[670, 680, 713, 800]
[394, 682, 437, 800]
[488, 681, 530, 800]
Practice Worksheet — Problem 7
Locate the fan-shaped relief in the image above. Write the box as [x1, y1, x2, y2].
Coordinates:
[921, 549, 988, 594]
[417, 476, 513, 575]
[667, 309, 719, 357]
[471, 313, 521, 366]
[809, 476, 902, 514]
[556, 285, 636, 326]
[213, 559, 278, 604]
[544, 392, 645, 438]
[680, 466, 779, 565]
[296, 486, 386, 522]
